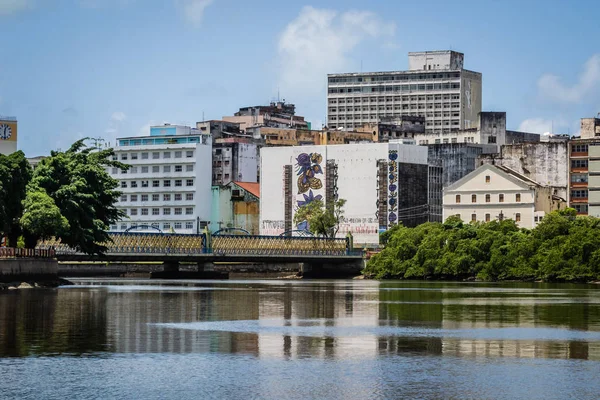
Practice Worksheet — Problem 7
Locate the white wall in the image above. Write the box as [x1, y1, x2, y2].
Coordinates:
[260, 143, 428, 245]
[236, 143, 258, 182]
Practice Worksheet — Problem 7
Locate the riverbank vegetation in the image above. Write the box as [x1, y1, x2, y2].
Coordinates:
[364, 209, 600, 282]
[0, 139, 126, 253]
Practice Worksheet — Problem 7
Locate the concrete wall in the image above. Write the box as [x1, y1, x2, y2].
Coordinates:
[427, 143, 487, 187]
[478, 141, 568, 200]
[235, 143, 258, 182]
[461, 71, 482, 130]
[260, 143, 428, 245]
[581, 118, 600, 139]
[0, 259, 58, 282]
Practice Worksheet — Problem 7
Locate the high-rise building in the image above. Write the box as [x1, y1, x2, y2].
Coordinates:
[326, 50, 482, 133]
[568, 117, 600, 216]
[108, 124, 212, 234]
[0, 116, 18, 155]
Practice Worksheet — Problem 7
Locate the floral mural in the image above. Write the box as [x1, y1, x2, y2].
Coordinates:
[296, 152, 324, 207]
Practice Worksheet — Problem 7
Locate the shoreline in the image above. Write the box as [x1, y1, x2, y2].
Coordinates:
[0, 278, 73, 290]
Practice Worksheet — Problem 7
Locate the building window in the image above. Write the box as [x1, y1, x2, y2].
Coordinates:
[571, 160, 588, 168]
[485, 194, 491, 203]
[571, 173, 588, 183]
[152, 208, 160, 216]
[141, 166, 149, 173]
[152, 194, 159, 201]
[152, 152, 160, 159]
[456, 194, 461, 203]
[471, 214, 476, 222]
[163, 208, 171, 215]
[120, 195, 127, 202]
[471, 194, 477, 203]
[141, 208, 148, 215]
[174, 208, 182, 215]
[485, 175, 490, 183]
[163, 223, 171, 230]
[174, 222, 182, 229]
[516, 193, 521, 202]
[485, 214, 490, 222]
[120, 223, 127, 230]
[571, 190, 588, 198]
[121, 153, 128, 160]
[130, 167, 137, 173]
[499, 194, 504, 203]
[186, 179, 194, 187]
[130, 153, 138, 160]
[141, 152, 149, 159]
[141, 194, 148, 201]
[185, 193, 194, 201]
[175, 165, 182, 172]
[175, 179, 182, 187]
[111, 225, 118, 231]
[174, 194, 182, 201]
[112, 168, 118, 174]
[152, 166, 159, 173]
[163, 166, 171, 173]
[130, 181, 138, 188]
[163, 180, 171, 187]
[152, 180, 160, 187]
[130, 209, 138, 216]
[186, 165, 194, 172]
[151, 223, 159, 229]
[185, 207, 193, 215]
[175, 151, 182, 158]
[141, 180, 149, 188]
[515, 213, 521, 222]
[185, 222, 194, 230]
[121, 181, 127, 188]
[130, 195, 138, 202]
[163, 194, 171, 201]
[163, 152, 171, 159]
[186, 151, 193, 158]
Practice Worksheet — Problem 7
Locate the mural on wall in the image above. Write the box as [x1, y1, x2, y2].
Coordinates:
[296, 152, 324, 207]
[294, 152, 326, 231]
[388, 150, 398, 226]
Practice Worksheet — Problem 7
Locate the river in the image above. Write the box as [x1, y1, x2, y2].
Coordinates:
[1, 279, 600, 399]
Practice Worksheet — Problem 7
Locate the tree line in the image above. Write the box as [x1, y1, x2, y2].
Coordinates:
[364, 209, 600, 282]
[1, 139, 127, 254]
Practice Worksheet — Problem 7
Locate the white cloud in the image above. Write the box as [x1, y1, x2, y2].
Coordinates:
[0, 0, 32, 15]
[538, 54, 600, 103]
[175, 0, 213, 26]
[277, 6, 396, 95]
[518, 117, 575, 135]
[111, 111, 126, 122]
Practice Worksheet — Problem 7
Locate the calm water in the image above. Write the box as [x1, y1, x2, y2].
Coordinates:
[1, 279, 600, 399]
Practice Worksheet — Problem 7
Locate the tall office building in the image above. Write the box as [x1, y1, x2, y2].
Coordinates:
[569, 117, 600, 216]
[327, 50, 482, 134]
[109, 124, 212, 234]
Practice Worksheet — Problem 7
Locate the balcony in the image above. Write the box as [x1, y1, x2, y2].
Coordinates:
[570, 198, 588, 203]
[570, 181, 588, 188]
[571, 152, 588, 157]
[571, 167, 588, 173]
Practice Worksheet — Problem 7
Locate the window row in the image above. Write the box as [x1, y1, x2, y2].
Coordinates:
[571, 160, 588, 168]
[121, 207, 194, 216]
[119, 193, 194, 202]
[114, 150, 195, 161]
[571, 144, 588, 153]
[113, 164, 194, 174]
[571, 190, 588, 199]
[120, 179, 194, 188]
[455, 193, 521, 203]
[471, 213, 521, 223]
[111, 221, 194, 231]
[328, 72, 462, 84]
[328, 83, 461, 94]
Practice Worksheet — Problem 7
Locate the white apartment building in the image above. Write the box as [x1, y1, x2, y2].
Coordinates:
[442, 164, 561, 229]
[109, 125, 212, 234]
[327, 50, 482, 133]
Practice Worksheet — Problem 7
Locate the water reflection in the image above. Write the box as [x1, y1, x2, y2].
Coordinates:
[0, 280, 599, 361]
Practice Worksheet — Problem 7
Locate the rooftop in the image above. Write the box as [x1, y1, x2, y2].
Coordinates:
[233, 181, 260, 198]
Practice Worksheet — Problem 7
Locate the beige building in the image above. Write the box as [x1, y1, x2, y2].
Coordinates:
[443, 164, 565, 228]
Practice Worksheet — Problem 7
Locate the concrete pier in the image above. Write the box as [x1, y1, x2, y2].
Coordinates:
[0, 259, 59, 283]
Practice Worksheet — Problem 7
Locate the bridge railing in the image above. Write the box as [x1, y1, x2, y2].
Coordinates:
[211, 235, 349, 256]
[0, 247, 56, 259]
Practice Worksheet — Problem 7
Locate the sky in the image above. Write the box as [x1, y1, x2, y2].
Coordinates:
[0, 0, 599, 156]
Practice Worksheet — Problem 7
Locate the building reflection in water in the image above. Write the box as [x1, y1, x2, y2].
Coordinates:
[0, 281, 599, 361]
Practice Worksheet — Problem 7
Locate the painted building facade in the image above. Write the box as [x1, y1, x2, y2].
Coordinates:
[260, 142, 431, 246]
[0, 116, 17, 155]
[210, 182, 260, 234]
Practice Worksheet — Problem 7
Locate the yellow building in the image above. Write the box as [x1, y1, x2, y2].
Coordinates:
[0, 116, 17, 155]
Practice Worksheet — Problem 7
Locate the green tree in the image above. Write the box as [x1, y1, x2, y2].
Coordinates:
[293, 198, 346, 238]
[21, 139, 128, 254]
[0, 151, 33, 246]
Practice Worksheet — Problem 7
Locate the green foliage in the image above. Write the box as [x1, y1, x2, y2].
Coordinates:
[0, 151, 33, 246]
[293, 198, 346, 238]
[21, 139, 127, 254]
[364, 209, 600, 283]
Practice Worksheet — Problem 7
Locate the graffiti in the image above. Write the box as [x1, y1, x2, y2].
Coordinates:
[388, 150, 398, 226]
[296, 153, 323, 199]
[260, 220, 286, 236]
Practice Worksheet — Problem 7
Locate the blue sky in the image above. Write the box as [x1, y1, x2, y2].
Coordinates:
[1, 0, 599, 156]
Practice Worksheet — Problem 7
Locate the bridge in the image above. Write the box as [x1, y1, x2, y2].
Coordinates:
[36, 231, 364, 276]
